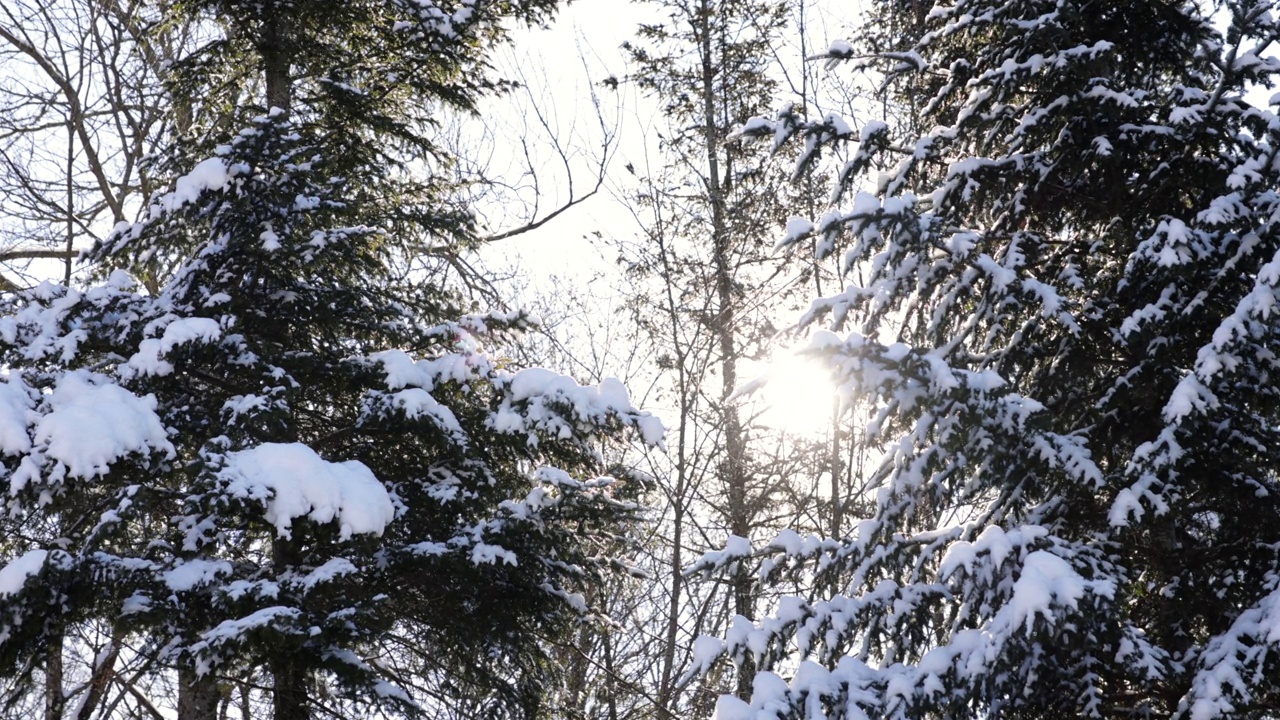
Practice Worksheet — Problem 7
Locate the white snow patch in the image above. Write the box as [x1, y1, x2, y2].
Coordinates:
[690, 635, 724, 675]
[165, 559, 233, 592]
[127, 317, 222, 377]
[781, 216, 815, 246]
[298, 557, 358, 592]
[1010, 551, 1086, 632]
[713, 696, 754, 720]
[0, 377, 33, 455]
[495, 367, 665, 448]
[373, 680, 413, 703]
[0, 550, 47, 595]
[120, 593, 152, 615]
[153, 158, 231, 217]
[470, 543, 517, 566]
[193, 606, 300, 674]
[389, 388, 464, 437]
[219, 443, 394, 540]
[34, 372, 173, 478]
[1163, 374, 1216, 422]
[158, 317, 222, 348]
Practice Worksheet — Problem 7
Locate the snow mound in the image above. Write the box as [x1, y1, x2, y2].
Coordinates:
[219, 443, 394, 540]
[165, 559, 233, 592]
[493, 367, 665, 448]
[34, 371, 173, 478]
[127, 317, 223, 377]
[0, 550, 47, 596]
[0, 376, 33, 456]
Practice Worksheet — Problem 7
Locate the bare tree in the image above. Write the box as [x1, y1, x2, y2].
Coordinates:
[0, 0, 191, 290]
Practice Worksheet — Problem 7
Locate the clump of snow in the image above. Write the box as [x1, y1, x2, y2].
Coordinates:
[1010, 551, 1087, 633]
[820, 39, 855, 70]
[712, 695, 754, 720]
[387, 388, 464, 439]
[157, 317, 222, 348]
[0, 550, 47, 596]
[735, 116, 774, 138]
[34, 371, 173, 479]
[219, 443, 394, 540]
[165, 559, 233, 592]
[109, 157, 238, 244]
[127, 317, 223, 377]
[191, 606, 301, 675]
[0, 376, 33, 456]
[827, 38, 853, 57]
[780, 216, 815, 247]
[1163, 374, 1216, 422]
[697, 535, 753, 568]
[120, 593, 152, 615]
[369, 347, 481, 391]
[750, 671, 791, 708]
[689, 635, 724, 676]
[372, 680, 413, 704]
[470, 543, 516, 566]
[150, 158, 231, 220]
[371, 348, 664, 449]
[492, 367, 666, 448]
[636, 414, 665, 448]
[297, 557, 358, 592]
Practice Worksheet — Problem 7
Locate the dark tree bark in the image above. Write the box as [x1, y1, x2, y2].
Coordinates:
[177, 667, 219, 720]
[44, 630, 63, 720]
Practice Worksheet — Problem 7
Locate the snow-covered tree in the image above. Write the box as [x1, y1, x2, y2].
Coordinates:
[698, 1, 1280, 718]
[0, 1, 662, 719]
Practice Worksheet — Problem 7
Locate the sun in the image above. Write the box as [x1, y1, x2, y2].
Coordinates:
[744, 349, 839, 437]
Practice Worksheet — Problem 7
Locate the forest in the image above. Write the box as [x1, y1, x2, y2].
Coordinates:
[1, 0, 1280, 718]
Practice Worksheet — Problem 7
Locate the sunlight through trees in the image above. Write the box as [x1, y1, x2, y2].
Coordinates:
[2, 1, 1280, 719]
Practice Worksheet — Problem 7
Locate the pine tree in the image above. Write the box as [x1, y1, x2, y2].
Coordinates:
[0, 1, 661, 718]
[702, 1, 1280, 718]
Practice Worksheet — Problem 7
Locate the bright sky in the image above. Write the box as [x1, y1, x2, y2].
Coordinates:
[476, 0, 861, 282]
[477, 1, 661, 281]
[476, 0, 848, 436]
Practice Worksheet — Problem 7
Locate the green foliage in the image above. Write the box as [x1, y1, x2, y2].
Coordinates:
[0, 1, 659, 718]
[702, 1, 1280, 718]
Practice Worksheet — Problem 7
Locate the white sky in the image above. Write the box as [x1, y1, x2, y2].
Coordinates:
[476, 0, 864, 285]
[478, 1, 664, 282]
[469, 1, 854, 435]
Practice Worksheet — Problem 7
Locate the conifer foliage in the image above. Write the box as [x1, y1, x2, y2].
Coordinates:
[0, 1, 660, 718]
[705, 1, 1280, 718]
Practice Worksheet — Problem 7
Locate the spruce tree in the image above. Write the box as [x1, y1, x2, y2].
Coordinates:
[702, 1, 1280, 718]
[0, 1, 661, 718]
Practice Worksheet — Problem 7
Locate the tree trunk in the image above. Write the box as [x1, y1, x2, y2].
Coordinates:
[75, 637, 120, 720]
[829, 397, 844, 538]
[64, 120, 74, 286]
[271, 537, 309, 720]
[694, 0, 755, 699]
[655, 474, 685, 720]
[240, 681, 252, 720]
[45, 629, 64, 720]
[271, 656, 309, 720]
[177, 667, 219, 720]
[261, 6, 303, 707]
[260, 3, 291, 113]
[653, 211, 694, 719]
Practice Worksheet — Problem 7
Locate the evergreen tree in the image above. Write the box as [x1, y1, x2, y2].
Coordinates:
[702, 1, 1280, 718]
[0, 1, 661, 718]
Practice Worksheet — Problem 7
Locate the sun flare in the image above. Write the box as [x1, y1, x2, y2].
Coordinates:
[749, 350, 838, 437]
